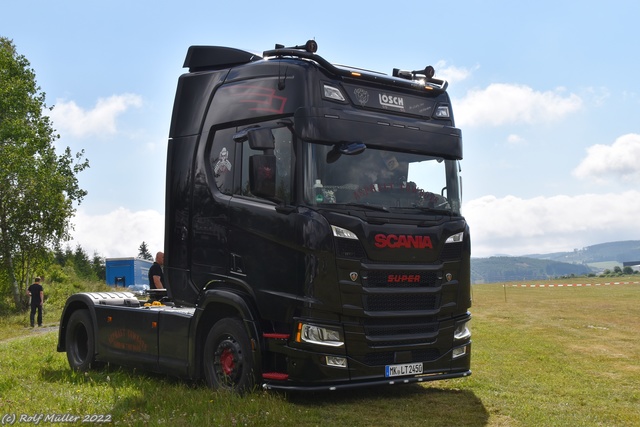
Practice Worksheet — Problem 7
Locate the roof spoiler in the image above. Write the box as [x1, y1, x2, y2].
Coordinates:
[183, 46, 261, 72]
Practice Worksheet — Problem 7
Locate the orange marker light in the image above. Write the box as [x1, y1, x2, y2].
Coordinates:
[295, 323, 302, 343]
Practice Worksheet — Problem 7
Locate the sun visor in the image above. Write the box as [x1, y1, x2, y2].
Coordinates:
[294, 107, 462, 160]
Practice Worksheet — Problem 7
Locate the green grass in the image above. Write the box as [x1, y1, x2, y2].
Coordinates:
[1, 278, 639, 426]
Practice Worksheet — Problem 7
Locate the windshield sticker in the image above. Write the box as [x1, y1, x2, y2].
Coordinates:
[214, 147, 232, 175]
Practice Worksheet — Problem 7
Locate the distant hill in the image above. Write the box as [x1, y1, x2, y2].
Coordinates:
[471, 240, 640, 284]
[471, 256, 592, 283]
[523, 240, 640, 264]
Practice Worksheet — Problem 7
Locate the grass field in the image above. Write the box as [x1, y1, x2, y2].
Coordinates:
[1, 278, 639, 426]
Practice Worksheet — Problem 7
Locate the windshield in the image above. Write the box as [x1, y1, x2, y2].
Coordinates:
[303, 144, 462, 215]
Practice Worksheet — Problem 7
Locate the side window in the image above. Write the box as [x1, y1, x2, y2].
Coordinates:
[210, 129, 236, 195]
[239, 127, 293, 203]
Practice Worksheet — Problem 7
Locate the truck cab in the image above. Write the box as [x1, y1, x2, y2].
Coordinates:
[58, 41, 471, 392]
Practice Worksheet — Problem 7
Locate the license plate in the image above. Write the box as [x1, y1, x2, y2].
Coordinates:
[385, 362, 423, 377]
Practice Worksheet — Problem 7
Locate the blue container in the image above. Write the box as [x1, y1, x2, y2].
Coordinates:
[105, 258, 153, 289]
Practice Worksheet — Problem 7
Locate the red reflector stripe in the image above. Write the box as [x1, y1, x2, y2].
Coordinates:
[263, 333, 290, 339]
[262, 372, 289, 381]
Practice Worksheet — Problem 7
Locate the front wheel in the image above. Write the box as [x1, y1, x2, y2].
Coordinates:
[203, 318, 258, 393]
[65, 309, 96, 372]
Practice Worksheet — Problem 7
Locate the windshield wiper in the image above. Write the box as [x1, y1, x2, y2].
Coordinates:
[411, 206, 452, 215]
[328, 203, 390, 212]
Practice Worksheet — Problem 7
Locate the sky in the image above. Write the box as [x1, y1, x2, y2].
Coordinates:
[2, 0, 640, 259]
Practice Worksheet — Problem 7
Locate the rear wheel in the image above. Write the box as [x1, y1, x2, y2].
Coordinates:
[203, 318, 257, 393]
[65, 309, 96, 372]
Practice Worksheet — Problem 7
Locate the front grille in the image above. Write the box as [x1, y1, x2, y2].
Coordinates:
[335, 239, 366, 259]
[364, 317, 438, 337]
[361, 349, 441, 366]
[364, 270, 441, 288]
[364, 293, 440, 312]
[441, 241, 463, 261]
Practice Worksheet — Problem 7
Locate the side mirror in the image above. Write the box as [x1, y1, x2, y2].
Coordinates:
[233, 127, 275, 150]
[250, 154, 277, 199]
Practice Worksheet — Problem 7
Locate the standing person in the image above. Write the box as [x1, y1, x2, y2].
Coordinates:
[27, 277, 44, 327]
[148, 251, 165, 289]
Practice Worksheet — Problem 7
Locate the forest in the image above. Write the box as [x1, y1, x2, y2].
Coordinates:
[471, 240, 640, 283]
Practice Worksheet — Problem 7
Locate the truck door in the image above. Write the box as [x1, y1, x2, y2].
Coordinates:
[228, 126, 306, 321]
[188, 129, 236, 291]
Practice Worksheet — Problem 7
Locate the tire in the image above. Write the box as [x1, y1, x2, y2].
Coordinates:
[65, 309, 96, 372]
[203, 318, 258, 393]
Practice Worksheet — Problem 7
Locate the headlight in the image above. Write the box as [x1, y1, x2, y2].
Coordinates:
[296, 323, 344, 347]
[452, 345, 468, 359]
[445, 232, 464, 244]
[331, 225, 358, 240]
[325, 356, 348, 368]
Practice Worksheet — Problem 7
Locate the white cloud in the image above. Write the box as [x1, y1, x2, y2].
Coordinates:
[49, 94, 143, 138]
[573, 133, 640, 183]
[464, 191, 640, 257]
[433, 60, 477, 85]
[455, 83, 582, 127]
[68, 207, 164, 259]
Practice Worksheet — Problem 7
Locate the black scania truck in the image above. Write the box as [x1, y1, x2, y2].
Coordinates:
[58, 41, 472, 392]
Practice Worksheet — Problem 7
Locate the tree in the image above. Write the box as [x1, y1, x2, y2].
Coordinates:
[0, 37, 88, 309]
[73, 245, 95, 280]
[92, 252, 106, 281]
[137, 241, 153, 261]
